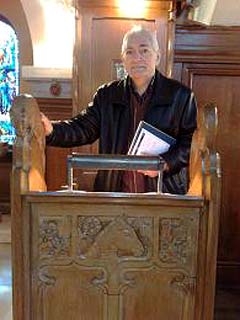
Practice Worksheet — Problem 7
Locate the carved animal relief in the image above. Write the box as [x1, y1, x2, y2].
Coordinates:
[77, 216, 153, 260]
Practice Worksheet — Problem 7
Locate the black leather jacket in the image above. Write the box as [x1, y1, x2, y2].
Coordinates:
[47, 71, 197, 194]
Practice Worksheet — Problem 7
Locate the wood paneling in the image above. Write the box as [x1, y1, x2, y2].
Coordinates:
[22, 193, 204, 320]
[91, 18, 168, 93]
[175, 25, 240, 63]
[174, 25, 240, 288]
[37, 98, 73, 191]
[37, 98, 98, 191]
[37, 98, 72, 120]
[0, 153, 11, 215]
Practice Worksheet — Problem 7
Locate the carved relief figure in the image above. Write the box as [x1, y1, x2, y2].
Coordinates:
[81, 216, 144, 259]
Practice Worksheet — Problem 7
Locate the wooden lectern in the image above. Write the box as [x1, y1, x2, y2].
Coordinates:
[10, 95, 221, 320]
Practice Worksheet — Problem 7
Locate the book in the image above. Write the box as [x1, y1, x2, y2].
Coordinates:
[128, 121, 176, 156]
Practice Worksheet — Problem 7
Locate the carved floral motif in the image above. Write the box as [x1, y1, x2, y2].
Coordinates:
[39, 218, 71, 257]
[79, 216, 102, 239]
[170, 273, 195, 295]
[159, 218, 190, 264]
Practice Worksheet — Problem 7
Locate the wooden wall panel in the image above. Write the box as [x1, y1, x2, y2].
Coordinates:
[174, 25, 240, 287]
[0, 154, 11, 215]
[182, 65, 240, 263]
[175, 26, 240, 64]
[37, 98, 73, 191]
[91, 18, 169, 94]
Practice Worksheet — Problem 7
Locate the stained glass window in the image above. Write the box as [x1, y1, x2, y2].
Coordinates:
[0, 18, 19, 144]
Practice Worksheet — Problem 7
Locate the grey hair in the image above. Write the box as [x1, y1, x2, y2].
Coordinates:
[121, 25, 159, 54]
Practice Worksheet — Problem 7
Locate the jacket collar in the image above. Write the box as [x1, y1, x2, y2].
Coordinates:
[112, 70, 174, 107]
[150, 70, 175, 106]
[111, 77, 130, 106]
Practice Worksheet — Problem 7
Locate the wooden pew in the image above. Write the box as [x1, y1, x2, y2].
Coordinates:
[10, 95, 221, 320]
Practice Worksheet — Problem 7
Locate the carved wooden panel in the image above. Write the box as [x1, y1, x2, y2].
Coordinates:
[37, 267, 104, 320]
[122, 269, 195, 320]
[159, 217, 198, 274]
[77, 215, 151, 259]
[24, 194, 202, 320]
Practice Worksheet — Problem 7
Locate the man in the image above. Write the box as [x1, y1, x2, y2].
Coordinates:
[41, 25, 197, 194]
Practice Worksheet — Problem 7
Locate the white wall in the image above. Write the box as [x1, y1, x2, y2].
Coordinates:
[211, 0, 240, 26]
[193, 0, 218, 25]
[193, 0, 240, 26]
[20, 0, 74, 70]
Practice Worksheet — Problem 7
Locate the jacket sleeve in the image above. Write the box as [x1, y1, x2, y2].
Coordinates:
[161, 89, 197, 174]
[46, 91, 102, 148]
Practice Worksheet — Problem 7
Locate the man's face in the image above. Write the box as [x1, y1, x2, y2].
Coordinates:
[121, 33, 160, 83]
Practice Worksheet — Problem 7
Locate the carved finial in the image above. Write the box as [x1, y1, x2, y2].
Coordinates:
[10, 94, 47, 191]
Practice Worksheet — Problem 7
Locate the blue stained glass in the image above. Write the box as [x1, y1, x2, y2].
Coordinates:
[0, 19, 19, 145]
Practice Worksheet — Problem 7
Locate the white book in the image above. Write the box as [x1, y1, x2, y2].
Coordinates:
[128, 121, 176, 156]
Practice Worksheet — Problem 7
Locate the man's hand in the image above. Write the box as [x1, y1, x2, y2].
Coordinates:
[138, 162, 169, 177]
[40, 112, 53, 136]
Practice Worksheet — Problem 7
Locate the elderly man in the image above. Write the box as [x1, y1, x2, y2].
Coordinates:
[41, 25, 197, 194]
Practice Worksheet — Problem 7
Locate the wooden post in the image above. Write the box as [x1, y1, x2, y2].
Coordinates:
[10, 94, 47, 320]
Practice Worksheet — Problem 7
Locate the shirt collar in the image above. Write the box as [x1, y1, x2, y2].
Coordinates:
[128, 74, 155, 99]
[112, 70, 173, 106]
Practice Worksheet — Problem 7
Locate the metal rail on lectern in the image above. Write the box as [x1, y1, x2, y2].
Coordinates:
[67, 153, 165, 193]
